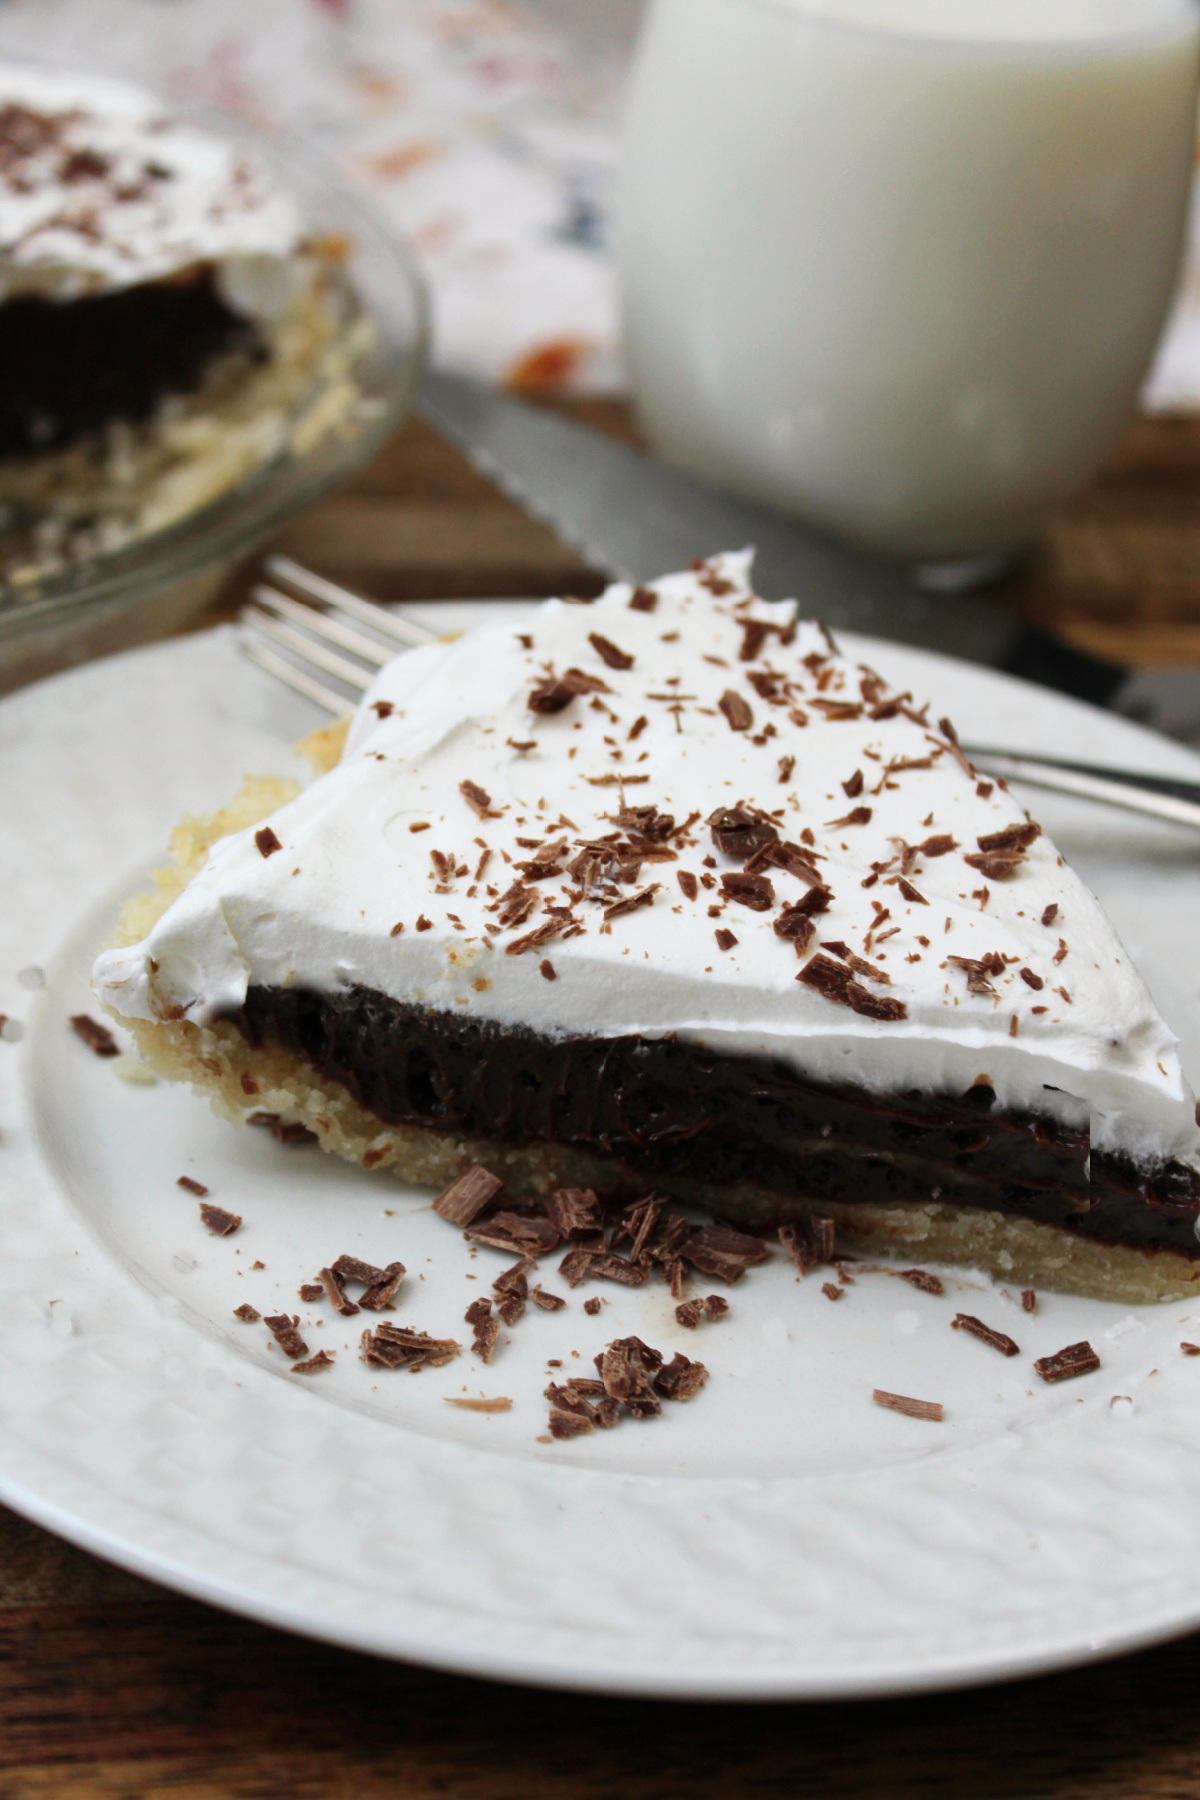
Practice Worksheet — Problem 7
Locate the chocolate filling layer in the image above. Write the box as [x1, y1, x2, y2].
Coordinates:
[228, 985, 1200, 1257]
[0, 267, 261, 459]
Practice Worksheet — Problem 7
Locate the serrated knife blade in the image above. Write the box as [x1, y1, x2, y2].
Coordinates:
[416, 370, 1200, 741]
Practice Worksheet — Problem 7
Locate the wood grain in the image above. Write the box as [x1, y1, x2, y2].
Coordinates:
[10, 397, 1200, 1793]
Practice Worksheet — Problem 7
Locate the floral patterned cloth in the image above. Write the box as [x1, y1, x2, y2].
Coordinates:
[0, 0, 627, 392]
[1, 0, 1198, 409]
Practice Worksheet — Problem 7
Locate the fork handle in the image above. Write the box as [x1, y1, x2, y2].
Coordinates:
[964, 747, 1200, 833]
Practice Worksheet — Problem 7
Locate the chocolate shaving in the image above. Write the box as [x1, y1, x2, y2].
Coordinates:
[331, 1255, 384, 1286]
[255, 827, 282, 858]
[233, 1303, 261, 1323]
[900, 1268, 944, 1295]
[895, 877, 927, 905]
[919, 834, 957, 857]
[773, 911, 815, 959]
[360, 1263, 406, 1311]
[603, 884, 659, 921]
[433, 1164, 502, 1227]
[822, 1281, 843, 1301]
[709, 806, 777, 858]
[963, 850, 1026, 880]
[445, 1395, 512, 1412]
[1183, 1342, 1200, 1356]
[675, 1295, 729, 1328]
[583, 1296, 602, 1315]
[718, 689, 754, 732]
[977, 821, 1041, 853]
[472, 1313, 500, 1363]
[177, 1175, 208, 1197]
[507, 918, 571, 957]
[199, 1203, 241, 1237]
[678, 870, 699, 901]
[655, 1352, 708, 1400]
[1041, 904, 1058, 927]
[464, 1211, 561, 1258]
[873, 1389, 943, 1422]
[492, 1259, 531, 1300]
[531, 1286, 567, 1311]
[589, 1253, 650, 1287]
[264, 1314, 308, 1359]
[628, 586, 658, 612]
[299, 1283, 326, 1302]
[820, 942, 891, 985]
[778, 1222, 818, 1277]
[588, 632, 634, 670]
[459, 779, 499, 818]
[528, 668, 610, 713]
[683, 1222, 769, 1284]
[361, 1323, 460, 1370]
[952, 1313, 1019, 1357]
[1034, 1341, 1100, 1383]
[714, 928, 738, 952]
[825, 806, 872, 828]
[291, 1350, 335, 1375]
[947, 953, 1005, 997]
[496, 1293, 525, 1327]
[70, 1013, 119, 1057]
[546, 1187, 602, 1236]
[811, 1215, 836, 1261]
[842, 769, 864, 798]
[317, 1266, 359, 1317]
[798, 954, 908, 1021]
[721, 872, 774, 911]
[1021, 1289, 1037, 1313]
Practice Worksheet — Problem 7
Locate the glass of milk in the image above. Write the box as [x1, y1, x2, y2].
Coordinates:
[619, 0, 1200, 578]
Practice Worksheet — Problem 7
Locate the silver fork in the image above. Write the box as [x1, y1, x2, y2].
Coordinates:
[240, 558, 1200, 834]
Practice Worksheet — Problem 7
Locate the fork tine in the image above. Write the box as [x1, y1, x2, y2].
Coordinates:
[241, 640, 352, 716]
[264, 554, 438, 648]
[242, 606, 375, 691]
[251, 583, 392, 668]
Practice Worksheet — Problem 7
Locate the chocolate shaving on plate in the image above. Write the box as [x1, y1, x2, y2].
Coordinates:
[778, 1222, 819, 1277]
[70, 1013, 119, 1057]
[233, 1303, 260, 1323]
[546, 1187, 601, 1236]
[464, 1211, 561, 1258]
[318, 1266, 359, 1317]
[291, 1350, 334, 1375]
[900, 1268, 944, 1295]
[360, 1323, 460, 1371]
[873, 1389, 943, 1422]
[177, 1175, 208, 1197]
[264, 1314, 309, 1359]
[952, 1313, 1019, 1357]
[359, 1263, 405, 1311]
[299, 1283, 325, 1303]
[445, 1396, 512, 1412]
[1034, 1341, 1100, 1383]
[683, 1222, 769, 1284]
[199, 1203, 241, 1237]
[433, 1164, 502, 1227]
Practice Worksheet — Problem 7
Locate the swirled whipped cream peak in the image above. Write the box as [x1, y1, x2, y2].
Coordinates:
[0, 63, 305, 318]
[94, 551, 1199, 1169]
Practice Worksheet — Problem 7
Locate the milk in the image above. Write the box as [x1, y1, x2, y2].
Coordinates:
[619, 0, 1200, 565]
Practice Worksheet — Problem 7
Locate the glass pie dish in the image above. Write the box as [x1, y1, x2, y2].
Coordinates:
[0, 83, 428, 694]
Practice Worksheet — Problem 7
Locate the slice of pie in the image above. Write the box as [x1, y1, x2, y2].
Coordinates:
[93, 553, 1200, 1302]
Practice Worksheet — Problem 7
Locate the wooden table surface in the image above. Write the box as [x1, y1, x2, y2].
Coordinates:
[10, 400, 1200, 1798]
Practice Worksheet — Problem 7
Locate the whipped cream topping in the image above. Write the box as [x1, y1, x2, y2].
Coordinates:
[0, 64, 305, 317]
[94, 553, 1200, 1168]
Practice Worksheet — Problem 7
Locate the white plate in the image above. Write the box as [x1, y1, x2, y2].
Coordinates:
[4, 614, 1200, 1701]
